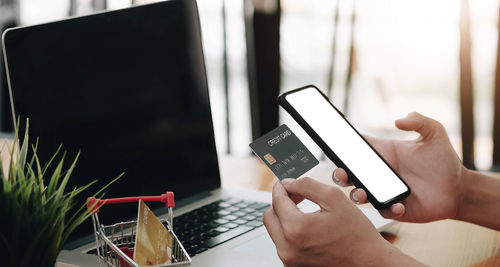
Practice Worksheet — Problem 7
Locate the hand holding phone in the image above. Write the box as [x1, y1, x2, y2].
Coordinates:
[278, 85, 410, 209]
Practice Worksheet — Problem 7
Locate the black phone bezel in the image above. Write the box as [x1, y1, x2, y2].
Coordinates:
[278, 85, 410, 209]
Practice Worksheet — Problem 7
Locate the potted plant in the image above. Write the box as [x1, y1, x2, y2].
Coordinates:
[0, 121, 120, 267]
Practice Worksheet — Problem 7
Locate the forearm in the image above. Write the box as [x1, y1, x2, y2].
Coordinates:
[456, 169, 500, 230]
[364, 241, 426, 267]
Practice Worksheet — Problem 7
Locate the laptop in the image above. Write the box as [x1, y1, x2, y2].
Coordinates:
[2, 0, 393, 266]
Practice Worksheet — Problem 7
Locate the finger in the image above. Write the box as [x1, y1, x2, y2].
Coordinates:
[288, 192, 305, 205]
[362, 134, 378, 146]
[349, 188, 367, 204]
[281, 177, 340, 210]
[281, 179, 305, 204]
[361, 133, 399, 168]
[378, 203, 405, 220]
[362, 134, 391, 158]
[263, 208, 288, 249]
[331, 168, 351, 186]
[395, 112, 443, 140]
[272, 181, 302, 221]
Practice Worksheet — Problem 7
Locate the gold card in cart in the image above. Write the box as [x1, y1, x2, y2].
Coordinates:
[134, 200, 173, 266]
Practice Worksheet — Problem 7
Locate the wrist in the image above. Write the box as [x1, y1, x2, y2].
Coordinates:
[454, 166, 473, 221]
[360, 238, 424, 267]
[454, 168, 500, 230]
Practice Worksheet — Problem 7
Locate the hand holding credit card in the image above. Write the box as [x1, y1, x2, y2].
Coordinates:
[250, 124, 319, 180]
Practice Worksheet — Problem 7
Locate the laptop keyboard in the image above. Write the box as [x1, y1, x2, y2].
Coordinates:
[170, 198, 270, 256]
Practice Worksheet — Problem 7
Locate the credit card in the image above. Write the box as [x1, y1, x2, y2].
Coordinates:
[134, 200, 173, 266]
[250, 124, 319, 180]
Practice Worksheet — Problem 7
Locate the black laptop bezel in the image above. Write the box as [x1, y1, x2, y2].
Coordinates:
[2, 0, 222, 248]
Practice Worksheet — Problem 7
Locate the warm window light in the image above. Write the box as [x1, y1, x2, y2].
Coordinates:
[16, 0, 499, 168]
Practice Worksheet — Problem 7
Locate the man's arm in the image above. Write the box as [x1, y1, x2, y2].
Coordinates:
[456, 170, 500, 230]
[264, 178, 425, 267]
[334, 112, 500, 230]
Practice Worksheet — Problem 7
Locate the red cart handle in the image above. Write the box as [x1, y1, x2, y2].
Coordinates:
[86, 192, 175, 214]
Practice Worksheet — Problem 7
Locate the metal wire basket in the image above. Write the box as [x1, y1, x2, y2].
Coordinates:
[86, 193, 191, 267]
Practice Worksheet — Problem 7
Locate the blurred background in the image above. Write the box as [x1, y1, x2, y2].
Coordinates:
[1, 0, 500, 170]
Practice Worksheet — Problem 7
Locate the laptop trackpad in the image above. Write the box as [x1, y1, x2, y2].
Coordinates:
[230, 198, 318, 258]
[230, 200, 393, 259]
[232, 233, 278, 259]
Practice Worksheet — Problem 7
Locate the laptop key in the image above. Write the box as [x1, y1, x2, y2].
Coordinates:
[226, 206, 240, 212]
[241, 208, 256, 213]
[224, 223, 239, 229]
[252, 211, 264, 217]
[202, 225, 254, 248]
[233, 211, 246, 217]
[199, 223, 211, 231]
[208, 221, 220, 228]
[242, 215, 257, 221]
[197, 235, 211, 241]
[223, 215, 238, 221]
[246, 220, 263, 228]
[218, 202, 232, 208]
[217, 210, 231, 216]
[233, 219, 248, 225]
[214, 226, 230, 233]
[250, 203, 270, 210]
[224, 198, 243, 204]
[235, 203, 250, 208]
[214, 219, 229, 224]
[203, 230, 219, 238]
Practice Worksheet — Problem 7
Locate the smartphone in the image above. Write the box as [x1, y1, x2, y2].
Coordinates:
[278, 85, 410, 209]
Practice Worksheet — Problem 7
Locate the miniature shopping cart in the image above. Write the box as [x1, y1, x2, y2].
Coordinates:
[86, 192, 191, 267]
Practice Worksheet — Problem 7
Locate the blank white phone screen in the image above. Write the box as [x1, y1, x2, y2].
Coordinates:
[285, 87, 408, 203]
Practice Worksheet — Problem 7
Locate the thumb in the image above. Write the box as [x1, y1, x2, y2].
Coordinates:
[395, 112, 444, 140]
[281, 179, 306, 204]
[281, 177, 344, 211]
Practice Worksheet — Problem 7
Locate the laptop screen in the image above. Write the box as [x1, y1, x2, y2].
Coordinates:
[3, 0, 221, 246]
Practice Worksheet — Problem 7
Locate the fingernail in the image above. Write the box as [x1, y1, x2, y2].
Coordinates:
[332, 169, 341, 184]
[350, 190, 360, 204]
[281, 178, 295, 186]
[392, 203, 404, 215]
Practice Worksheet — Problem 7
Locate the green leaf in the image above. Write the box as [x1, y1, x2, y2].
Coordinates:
[46, 152, 65, 196]
[1, 118, 121, 266]
[18, 118, 29, 172]
[41, 144, 62, 177]
[7, 117, 21, 183]
[56, 152, 79, 198]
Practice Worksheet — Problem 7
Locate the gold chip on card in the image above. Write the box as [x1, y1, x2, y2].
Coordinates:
[263, 153, 277, 165]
